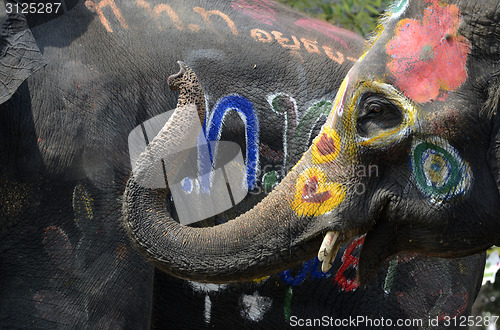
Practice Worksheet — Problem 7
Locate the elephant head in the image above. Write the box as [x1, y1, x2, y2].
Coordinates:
[123, 0, 500, 283]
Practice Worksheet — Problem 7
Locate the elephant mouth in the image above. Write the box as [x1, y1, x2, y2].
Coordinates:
[315, 196, 392, 280]
[316, 227, 369, 274]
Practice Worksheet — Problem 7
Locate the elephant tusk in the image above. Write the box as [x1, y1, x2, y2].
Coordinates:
[321, 247, 339, 273]
[318, 231, 339, 261]
[318, 231, 341, 273]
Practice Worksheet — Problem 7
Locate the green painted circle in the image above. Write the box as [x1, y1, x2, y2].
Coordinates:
[411, 139, 470, 200]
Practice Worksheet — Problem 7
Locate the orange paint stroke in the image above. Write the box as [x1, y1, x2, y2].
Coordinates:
[271, 31, 300, 51]
[295, 18, 363, 50]
[251, 27, 356, 65]
[136, 0, 183, 30]
[193, 7, 238, 36]
[85, 0, 129, 33]
[301, 38, 321, 54]
[251, 28, 273, 43]
[188, 24, 200, 32]
[322, 46, 344, 65]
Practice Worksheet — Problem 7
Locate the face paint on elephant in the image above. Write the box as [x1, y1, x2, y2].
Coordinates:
[311, 0, 500, 280]
[123, 0, 500, 284]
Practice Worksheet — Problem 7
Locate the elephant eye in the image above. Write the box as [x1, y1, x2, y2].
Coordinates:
[356, 93, 403, 138]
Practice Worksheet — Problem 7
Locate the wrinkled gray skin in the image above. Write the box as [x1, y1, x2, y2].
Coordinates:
[0, 0, 488, 328]
[123, 0, 500, 283]
[0, 0, 358, 328]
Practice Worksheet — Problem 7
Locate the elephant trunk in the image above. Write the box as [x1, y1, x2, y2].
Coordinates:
[123, 159, 320, 283]
[123, 62, 339, 282]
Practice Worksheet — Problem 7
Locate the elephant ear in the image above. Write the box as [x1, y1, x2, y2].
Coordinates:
[0, 0, 45, 105]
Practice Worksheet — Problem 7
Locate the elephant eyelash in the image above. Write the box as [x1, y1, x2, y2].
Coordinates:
[357, 93, 400, 118]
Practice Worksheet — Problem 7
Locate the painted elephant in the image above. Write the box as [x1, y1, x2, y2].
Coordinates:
[123, 0, 500, 326]
[134, 62, 485, 329]
[0, 0, 486, 328]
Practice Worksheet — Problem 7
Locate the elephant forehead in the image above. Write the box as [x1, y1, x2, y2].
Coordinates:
[351, 0, 470, 105]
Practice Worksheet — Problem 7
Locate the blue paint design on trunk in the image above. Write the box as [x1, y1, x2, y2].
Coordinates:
[206, 95, 259, 189]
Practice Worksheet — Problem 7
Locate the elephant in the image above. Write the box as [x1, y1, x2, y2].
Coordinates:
[0, 0, 488, 328]
[123, 0, 500, 326]
[131, 61, 485, 329]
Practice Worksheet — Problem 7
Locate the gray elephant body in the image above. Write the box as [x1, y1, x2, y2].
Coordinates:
[0, 0, 486, 328]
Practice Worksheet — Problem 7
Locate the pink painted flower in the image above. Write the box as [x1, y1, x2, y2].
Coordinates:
[386, 0, 470, 103]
